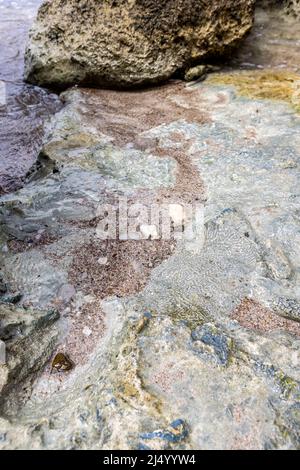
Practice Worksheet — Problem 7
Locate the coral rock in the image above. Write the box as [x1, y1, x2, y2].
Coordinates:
[25, 0, 255, 88]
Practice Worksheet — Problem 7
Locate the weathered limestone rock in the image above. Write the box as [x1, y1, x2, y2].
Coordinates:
[1, 68, 300, 448]
[24, 0, 255, 88]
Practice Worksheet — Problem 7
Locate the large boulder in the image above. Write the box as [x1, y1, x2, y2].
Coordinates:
[24, 0, 255, 89]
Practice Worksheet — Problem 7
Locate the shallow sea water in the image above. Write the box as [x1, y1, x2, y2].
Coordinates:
[0, 0, 61, 194]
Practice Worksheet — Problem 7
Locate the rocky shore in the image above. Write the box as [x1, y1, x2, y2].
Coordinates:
[0, 0, 300, 449]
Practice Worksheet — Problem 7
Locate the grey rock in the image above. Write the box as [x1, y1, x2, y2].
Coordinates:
[191, 323, 234, 366]
[274, 297, 300, 323]
[0, 304, 59, 342]
[0, 278, 7, 296]
[1, 54, 300, 449]
[0, 304, 59, 415]
[0, 293, 22, 305]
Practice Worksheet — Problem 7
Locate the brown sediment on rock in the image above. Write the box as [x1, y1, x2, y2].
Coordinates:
[231, 298, 300, 337]
[16, 82, 207, 369]
[7, 232, 58, 254]
[70, 82, 207, 204]
[52, 300, 106, 369]
[76, 82, 209, 146]
[152, 361, 185, 394]
[39, 85, 207, 369]
[207, 70, 300, 113]
[59, 83, 206, 234]
[68, 237, 175, 299]
[155, 145, 205, 205]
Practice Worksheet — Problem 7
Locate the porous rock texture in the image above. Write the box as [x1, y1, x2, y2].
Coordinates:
[24, 0, 255, 88]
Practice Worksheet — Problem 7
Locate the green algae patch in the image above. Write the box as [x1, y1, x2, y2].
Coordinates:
[167, 306, 210, 330]
[207, 70, 300, 114]
[275, 371, 298, 400]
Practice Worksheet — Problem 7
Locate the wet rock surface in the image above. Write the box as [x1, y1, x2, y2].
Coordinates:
[0, 1, 300, 450]
[24, 0, 255, 88]
[0, 303, 59, 416]
[0, 0, 61, 195]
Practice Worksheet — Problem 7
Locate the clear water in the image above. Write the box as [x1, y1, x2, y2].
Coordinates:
[0, 0, 61, 194]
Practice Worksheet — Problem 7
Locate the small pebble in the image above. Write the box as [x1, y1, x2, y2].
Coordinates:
[83, 326, 92, 337]
[51, 353, 73, 373]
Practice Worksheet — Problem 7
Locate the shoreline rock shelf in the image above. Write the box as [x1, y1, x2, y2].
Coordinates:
[0, 0, 300, 451]
[1, 74, 300, 449]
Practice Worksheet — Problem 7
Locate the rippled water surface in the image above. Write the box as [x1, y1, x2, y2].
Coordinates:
[0, 0, 61, 194]
[231, 8, 300, 72]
